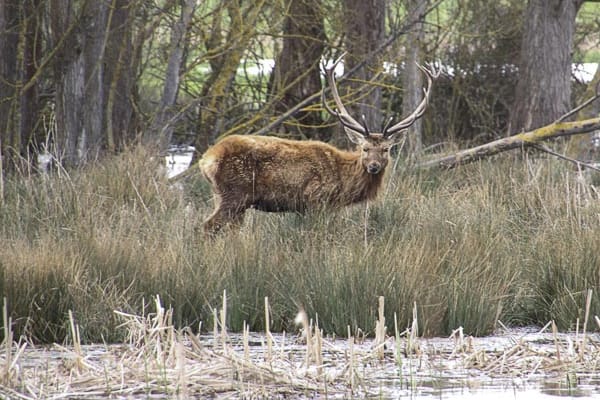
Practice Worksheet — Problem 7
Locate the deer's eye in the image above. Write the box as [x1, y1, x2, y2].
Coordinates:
[382, 147, 389, 153]
[362, 147, 369, 152]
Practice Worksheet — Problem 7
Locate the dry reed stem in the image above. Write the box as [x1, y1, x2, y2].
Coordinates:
[374, 296, 386, 360]
[3, 297, 600, 398]
[221, 289, 227, 352]
[347, 325, 356, 392]
[243, 321, 250, 361]
[314, 321, 323, 369]
[213, 308, 218, 345]
[580, 289, 593, 361]
[2, 298, 14, 386]
[552, 321, 561, 363]
[463, 324, 600, 377]
[68, 310, 86, 372]
[404, 302, 422, 356]
[264, 297, 272, 363]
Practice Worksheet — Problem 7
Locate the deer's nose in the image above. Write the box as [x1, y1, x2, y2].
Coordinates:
[367, 162, 381, 174]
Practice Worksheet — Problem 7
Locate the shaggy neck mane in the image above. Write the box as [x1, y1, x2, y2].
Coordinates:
[338, 151, 386, 205]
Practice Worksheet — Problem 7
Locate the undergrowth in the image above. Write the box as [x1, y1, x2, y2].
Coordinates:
[0, 147, 598, 343]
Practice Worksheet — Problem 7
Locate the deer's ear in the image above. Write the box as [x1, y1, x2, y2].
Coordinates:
[344, 128, 366, 145]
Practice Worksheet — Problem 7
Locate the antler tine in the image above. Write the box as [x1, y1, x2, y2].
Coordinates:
[360, 115, 370, 136]
[321, 83, 339, 116]
[381, 116, 394, 133]
[322, 52, 368, 135]
[384, 63, 439, 136]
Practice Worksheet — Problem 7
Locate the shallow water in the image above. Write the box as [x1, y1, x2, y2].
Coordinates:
[232, 328, 600, 400]
[5, 322, 600, 399]
[210, 327, 600, 399]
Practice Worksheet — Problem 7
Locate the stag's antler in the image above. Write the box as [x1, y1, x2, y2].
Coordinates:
[383, 63, 440, 136]
[322, 52, 369, 136]
[322, 54, 440, 138]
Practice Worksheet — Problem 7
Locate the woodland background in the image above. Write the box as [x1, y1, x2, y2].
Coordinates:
[1, 0, 600, 174]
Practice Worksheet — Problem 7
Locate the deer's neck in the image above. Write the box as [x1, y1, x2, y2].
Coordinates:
[338, 154, 386, 205]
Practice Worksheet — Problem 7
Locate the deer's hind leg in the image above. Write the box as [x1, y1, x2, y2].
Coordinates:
[203, 195, 247, 236]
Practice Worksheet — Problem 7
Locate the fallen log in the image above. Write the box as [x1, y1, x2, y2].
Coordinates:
[418, 116, 600, 170]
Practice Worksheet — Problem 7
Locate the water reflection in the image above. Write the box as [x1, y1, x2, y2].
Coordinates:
[540, 376, 600, 398]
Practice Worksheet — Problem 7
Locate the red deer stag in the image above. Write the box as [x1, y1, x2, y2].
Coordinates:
[199, 57, 438, 234]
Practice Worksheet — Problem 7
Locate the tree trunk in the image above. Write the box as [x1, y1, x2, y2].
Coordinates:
[0, 0, 20, 172]
[81, 0, 108, 161]
[49, 0, 141, 167]
[104, 0, 138, 152]
[50, 0, 86, 167]
[193, 0, 266, 157]
[147, 0, 196, 150]
[20, 0, 43, 166]
[341, 0, 385, 139]
[267, 0, 327, 140]
[508, 0, 584, 133]
[402, 0, 429, 156]
[566, 65, 600, 161]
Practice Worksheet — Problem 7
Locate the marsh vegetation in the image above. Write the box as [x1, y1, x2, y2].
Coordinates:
[2, 293, 600, 399]
[0, 147, 598, 345]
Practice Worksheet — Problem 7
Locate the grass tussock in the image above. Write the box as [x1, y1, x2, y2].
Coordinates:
[0, 147, 599, 343]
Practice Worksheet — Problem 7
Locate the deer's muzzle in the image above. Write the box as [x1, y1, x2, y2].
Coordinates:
[366, 162, 382, 174]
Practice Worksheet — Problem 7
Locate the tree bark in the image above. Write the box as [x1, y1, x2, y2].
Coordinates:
[402, 0, 429, 156]
[49, 0, 142, 167]
[0, 0, 20, 172]
[49, 0, 91, 167]
[81, 0, 109, 161]
[508, 0, 584, 133]
[148, 0, 196, 150]
[341, 0, 386, 137]
[566, 65, 600, 161]
[20, 0, 43, 165]
[104, 0, 138, 152]
[193, 0, 266, 156]
[268, 0, 327, 140]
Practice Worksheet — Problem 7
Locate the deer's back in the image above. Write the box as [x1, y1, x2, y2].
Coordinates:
[199, 135, 367, 212]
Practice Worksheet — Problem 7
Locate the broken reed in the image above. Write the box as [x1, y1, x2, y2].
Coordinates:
[0, 146, 599, 343]
[3, 294, 600, 399]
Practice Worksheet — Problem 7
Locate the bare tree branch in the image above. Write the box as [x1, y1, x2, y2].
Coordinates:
[531, 143, 600, 172]
[554, 90, 600, 123]
[417, 117, 600, 170]
[418, 90, 600, 170]
[252, 0, 444, 137]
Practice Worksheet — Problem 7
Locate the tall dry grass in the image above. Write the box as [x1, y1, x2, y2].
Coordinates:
[0, 147, 598, 343]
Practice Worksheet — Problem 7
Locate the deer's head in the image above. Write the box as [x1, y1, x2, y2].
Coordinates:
[322, 54, 438, 175]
